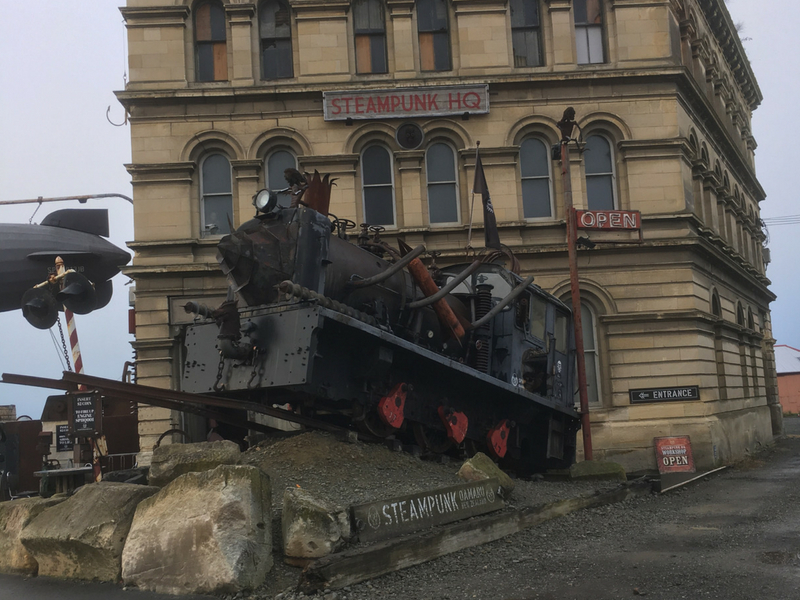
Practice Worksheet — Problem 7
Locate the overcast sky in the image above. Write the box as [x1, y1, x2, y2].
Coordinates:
[0, 1, 797, 419]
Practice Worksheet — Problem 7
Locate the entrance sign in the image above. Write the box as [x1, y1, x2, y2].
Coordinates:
[630, 385, 700, 404]
[654, 436, 695, 474]
[323, 85, 489, 121]
[351, 478, 503, 542]
[576, 209, 641, 230]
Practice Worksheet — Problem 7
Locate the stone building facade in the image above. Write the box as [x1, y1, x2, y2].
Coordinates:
[118, 0, 780, 470]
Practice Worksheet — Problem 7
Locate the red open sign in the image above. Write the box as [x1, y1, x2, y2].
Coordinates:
[576, 210, 641, 230]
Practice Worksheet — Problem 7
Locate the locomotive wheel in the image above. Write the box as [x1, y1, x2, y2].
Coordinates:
[356, 409, 396, 439]
[413, 422, 453, 454]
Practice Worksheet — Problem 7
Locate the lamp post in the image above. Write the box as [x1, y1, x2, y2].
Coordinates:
[556, 107, 593, 461]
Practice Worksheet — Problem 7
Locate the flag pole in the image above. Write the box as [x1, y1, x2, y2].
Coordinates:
[467, 141, 480, 249]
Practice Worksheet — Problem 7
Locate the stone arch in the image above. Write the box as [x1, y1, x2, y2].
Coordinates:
[181, 130, 244, 162]
[578, 112, 633, 142]
[248, 127, 311, 159]
[549, 277, 618, 316]
[507, 115, 561, 147]
[422, 119, 472, 149]
[344, 122, 399, 154]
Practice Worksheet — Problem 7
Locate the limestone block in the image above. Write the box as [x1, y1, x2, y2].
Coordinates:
[282, 488, 351, 559]
[20, 483, 159, 581]
[569, 460, 627, 481]
[148, 439, 241, 487]
[0, 497, 66, 575]
[457, 452, 515, 497]
[122, 465, 272, 595]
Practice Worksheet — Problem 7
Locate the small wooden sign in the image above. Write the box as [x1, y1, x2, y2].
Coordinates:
[654, 436, 695, 474]
[69, 391, 101, 436]
[576, 209, 641, 230]
[351, 478, 503, 543]
[55, 424, 73, 452]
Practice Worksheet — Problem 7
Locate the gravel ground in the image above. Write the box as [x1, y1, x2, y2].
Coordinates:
[234, 431, 620, 600]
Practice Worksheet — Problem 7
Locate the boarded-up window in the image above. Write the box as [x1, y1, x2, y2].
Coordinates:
[574, 0, 604, 64]
[510, 0, 542, 67]
[201, 154, 233, 236]
[260, 0, 293, 79]
[417, 0, 451, 71]
[520, 137, 552, 218]
[196, 0, 228, 81]
[354, 0, 387, 74]
[426, 143, 459, 224]
[362, 145, 395, 226]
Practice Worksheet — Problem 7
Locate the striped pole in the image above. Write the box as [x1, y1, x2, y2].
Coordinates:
[55, 257, 84, 374]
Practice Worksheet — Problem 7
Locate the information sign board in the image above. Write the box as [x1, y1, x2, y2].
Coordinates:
[654, 436, 696, 474]
[70, 392, 100, 436]
[351, 478, 503, 542]
[56, 424, 73, 453]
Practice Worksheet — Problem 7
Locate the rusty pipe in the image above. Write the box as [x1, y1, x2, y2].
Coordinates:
[466, 276, 534, 331]
[346, 244, 425, 288]
[407, 260, 481, 309]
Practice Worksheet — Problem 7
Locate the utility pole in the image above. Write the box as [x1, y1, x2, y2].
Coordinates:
[556, 107, 593, 461]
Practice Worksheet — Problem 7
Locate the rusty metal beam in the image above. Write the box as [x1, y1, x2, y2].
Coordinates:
[2, 373, 79, 391]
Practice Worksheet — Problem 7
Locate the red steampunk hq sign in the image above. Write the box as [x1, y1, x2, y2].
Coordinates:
[323, 85, 490, 121]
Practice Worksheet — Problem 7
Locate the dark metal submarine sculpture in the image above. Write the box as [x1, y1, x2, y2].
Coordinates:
[182, 172, 579, 472]
[0, 208, 131, 328]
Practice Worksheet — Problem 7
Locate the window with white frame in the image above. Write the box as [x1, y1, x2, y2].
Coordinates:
[354, 0, 388, 74]
[426, 143, 459, 224]
[510, 0, 542, 67]
[417, 0, 451, 71]
[201, 154, 233, 237]
[259, 0, 293, 79]
[520, 137, 552, 218]
[584, 134, 616, 210]
[574, 0, 605, 65]
[362, 144, 395, 226]
[195, 0, 228, 81]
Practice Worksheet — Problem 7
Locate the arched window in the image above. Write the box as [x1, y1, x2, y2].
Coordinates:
[574, 0, 605, 64]
[417, 0, 451, 71]
[265, 149, 297, 204]
[584, 135, 616, 210]
[520, 137, 552, 218]
[747, 307, 754, 330]
[736, 302, 745, 326]
[581, 302, 601, 404]
[195, 0, 227, 81]
[362, 144, 395, 226]
[426, 143, 459, 224]
[354, 0, 387, 74]
[200, 154, 233, 237]
[510, 0, 542, 67]
[259, 0, 293, 79]
[711, 290, 721, 317]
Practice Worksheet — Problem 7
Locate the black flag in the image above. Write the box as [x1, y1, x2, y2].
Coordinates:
[472, 146, 501, 249]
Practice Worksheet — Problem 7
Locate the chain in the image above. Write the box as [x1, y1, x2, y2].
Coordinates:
[213, 351, 225, 392]
[56, 316, 73, 372]
[247, 347, 261, 389]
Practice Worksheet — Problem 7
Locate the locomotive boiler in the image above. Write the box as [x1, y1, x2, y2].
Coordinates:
[181, 173, 580, 473]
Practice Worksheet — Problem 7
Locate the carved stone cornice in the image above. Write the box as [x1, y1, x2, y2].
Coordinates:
[543, 0, 572, 11]
[225, 3, 256, 22]
[120, 6, 190, 27]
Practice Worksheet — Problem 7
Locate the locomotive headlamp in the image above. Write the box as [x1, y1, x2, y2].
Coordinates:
[253, 189, 278, 214]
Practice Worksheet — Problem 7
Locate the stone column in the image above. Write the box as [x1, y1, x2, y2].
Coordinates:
[226, 4, 256, 85]
[544, 0, 575, 67]
[292, 0, 350, 76]
[395, 150, 425, 229]
[121, 6, 190, 87]
[232, 159, 262, 221]
[387, 0, 416, 77]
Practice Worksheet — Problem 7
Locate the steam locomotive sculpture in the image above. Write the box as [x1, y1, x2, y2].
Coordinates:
[182, 172, 579, 472]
